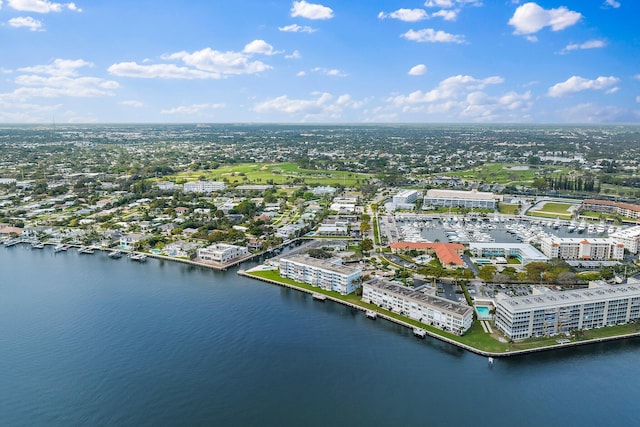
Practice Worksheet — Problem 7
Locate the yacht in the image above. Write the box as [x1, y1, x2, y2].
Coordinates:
[108, 250, 123, 259]
[31, 241, 45, 249]
[567, 222, 576, 233]
[53, 244, 67, 252]
[576, 221, 586, 233]
[129, 253, 147, 262]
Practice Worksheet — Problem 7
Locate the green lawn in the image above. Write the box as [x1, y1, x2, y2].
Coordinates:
[539, 202, 574, 214]
[498, 203, 519, 215]
[443, 163, 568, 185]
[161, 162, 372, 187]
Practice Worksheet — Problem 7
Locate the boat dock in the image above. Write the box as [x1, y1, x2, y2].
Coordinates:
[312, 293, 327, 301]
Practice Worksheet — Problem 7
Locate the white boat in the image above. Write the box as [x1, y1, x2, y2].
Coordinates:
[31, 241, 45, 249]
[596, 223, 605, 234]
[488, 357, 494, 365]
[108, 250, 123, 259]
[567, 222, 576, 233]
[607, 226, 616, 234]
[413, 328, 427, 338]
[53, 244, 67, 252]
[577, 222, 586, 233]
[130, 253, 147, 262]
[587, 224, 596, 234]
[365, 310, 377, 319]
[78, 247, 94, 254]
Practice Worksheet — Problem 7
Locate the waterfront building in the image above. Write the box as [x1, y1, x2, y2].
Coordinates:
[362, 279, 473, 334]
[423, 189, 502, 209]
[609, 226, 640, 254]
[390, 242, 465, 269]
[468, 242, 549, 265]
[581, 199, 640, 220]
[198, 243, 249, 264]
[540, 237, 624, 261]
[183, 181, 225, 193]
[279, 254, 362, 295]
[495, 283, 640, 340]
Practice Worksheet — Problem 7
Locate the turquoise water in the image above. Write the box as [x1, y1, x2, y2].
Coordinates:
[476, 305, 491, 317]
[1, 245, 640, 426]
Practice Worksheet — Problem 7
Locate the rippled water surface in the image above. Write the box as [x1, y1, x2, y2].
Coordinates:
[1, 246, 638, 426]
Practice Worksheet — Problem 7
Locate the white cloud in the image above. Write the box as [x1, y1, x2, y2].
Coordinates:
[7, 0, 81, 13]
[8, 16, 43, 31]
[559, 39, 606, 54]
[379, 8, 429, 22]
[408, 64, 428, 76]
[636, 96, 640, 103]
[310, 67, 347, 77]
[160, 103, 225, 115]
[164, 48, 271, 75]
[509, 2, 581, 36]
[243, 40, 280, 56]
[424, 1, 482, 8]
[634, 74, 640, 80]
[285, 50, 302, 59]
[603, 0, 620, 8]
[547, 76, 619, 97]
[384, 74, 532, 121]
[424, 0, 454, 7]
[431, 9, 458, 21]
[1, 58, 118, 100]
[296, 71, 306, 77]
[120, 100, 143, 107]
[110, 45, 274, 80]
[108, 62, 217, 79]
[254, 92, 364, 119]
[551, 103, 640, 123]
[290, 1, 333, 20]
[401, 28, 465, 43]
[278, 24, 316, 33]
[388, 75, 504, 106]
[19, 58, 91, 76]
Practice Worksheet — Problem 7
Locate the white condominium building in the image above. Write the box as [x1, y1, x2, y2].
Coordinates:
[469, 242, 549, 265]
[610, 226, 640, 254]
[423, 189, 502, 209]
[362, 279, 473, 334]
[496, 284, 640, 340]
[279, 254, 362, 295]
[183, 181, 226, 193]
[198, 243, 249, 264]
[540, 237, 624, 261]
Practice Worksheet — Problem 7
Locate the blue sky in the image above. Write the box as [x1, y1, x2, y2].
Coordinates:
[1, 0, 638, 123]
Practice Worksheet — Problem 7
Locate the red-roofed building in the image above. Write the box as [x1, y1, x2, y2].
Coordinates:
[0, 226, 23, 236]
[390, 242, 466, 269]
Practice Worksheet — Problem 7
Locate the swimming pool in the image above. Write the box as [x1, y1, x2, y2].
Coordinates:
[475, 305, 492, 319]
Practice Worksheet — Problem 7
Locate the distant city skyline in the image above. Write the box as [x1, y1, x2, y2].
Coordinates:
[1, 0, 638, 123]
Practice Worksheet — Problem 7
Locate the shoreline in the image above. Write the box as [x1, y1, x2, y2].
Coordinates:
[8, 240, 640, 358]
[238, 268, 640, 358]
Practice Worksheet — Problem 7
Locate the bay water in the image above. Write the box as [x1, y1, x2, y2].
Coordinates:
[1, 246, 638, 426]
